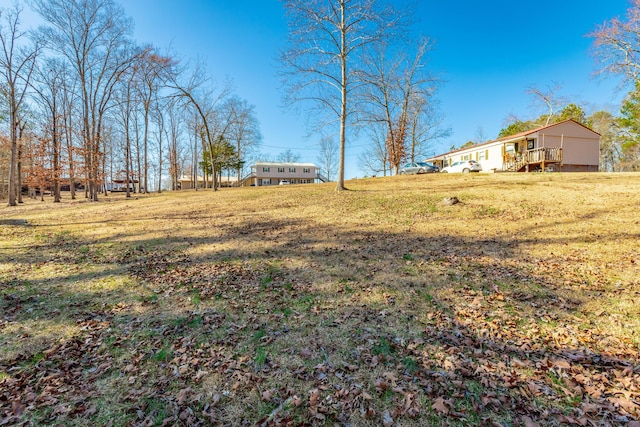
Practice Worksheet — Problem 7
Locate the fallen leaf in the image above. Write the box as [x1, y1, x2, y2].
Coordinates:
[261, 389, 274, 401]
[432, 397, 450, 414]
[522, 415, 540, 427]
[309, 389, 320, 408]
[382, 409, 394, 427]
[299, 348, 313, 359]
[11, 401, 24, 417]
[370, 356, 379, 367]
[292, 395, 302, 406]
[176, 387, 191, 405]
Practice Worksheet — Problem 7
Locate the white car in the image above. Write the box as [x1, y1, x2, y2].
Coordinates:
[441, 160, 482, 173]
[279, 180, 290, 185]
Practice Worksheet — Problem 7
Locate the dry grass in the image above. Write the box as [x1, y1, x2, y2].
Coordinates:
[1, 172, 639, 426]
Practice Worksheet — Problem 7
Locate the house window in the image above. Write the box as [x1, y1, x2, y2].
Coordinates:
[263, 167, 270, 172]
[278, 167, 285, 173]
[289, 167, 296, 173]
[303, 168, 311, 174]
[478, 151, 486, 161]
[527, 139, 535, 150]
[263, 179, 270, 185]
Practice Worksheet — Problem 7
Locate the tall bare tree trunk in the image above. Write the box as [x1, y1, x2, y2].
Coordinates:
[135, 114, 142, 193]
[336, 2, 347, 191]
[157, 112, 164, 193]
[66, 118, 76, 200]
[8, 108, 18, 206]
[281, 0, 404, 191]
[1, 5, 39, 206]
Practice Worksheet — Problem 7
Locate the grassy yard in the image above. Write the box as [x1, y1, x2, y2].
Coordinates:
[1, 172, 639, 426]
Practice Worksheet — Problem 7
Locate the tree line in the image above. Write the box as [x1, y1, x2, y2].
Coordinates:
[0, 0, 263, 206]
[1, 0, 451, 203]
[6, 0, 635, 205]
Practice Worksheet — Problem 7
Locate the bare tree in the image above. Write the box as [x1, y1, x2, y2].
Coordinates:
[360, 41, 402, 172]
[23, 130, 47, 201]
[280, 0, 403, 191]
[136, 47, 173, 193]
[33, 0, 137, 201]
[526, 82, 565, 126]
[277, 149, 301, 163]
[317, 135, 338, 181]
[164, 100, 183, 191]
[166, 63, 232, 192]
[151, 94, 166, 193]
[0, 4, 40, 206]
[359, 121, 389, 176]
[468, 125, 486, 146]
[31, 57, 66, 202]
[589, 110, 621, 172]
[406, 97, 450, 161]
[361, 37, 439, 174]
[223, 96, 261, 184]
[590, 0, 640, 85]
[185, 110, 201, 189]
[0, 135, 9, 200]
[113, 56, 139, 198]
[60, 66, 79, 199]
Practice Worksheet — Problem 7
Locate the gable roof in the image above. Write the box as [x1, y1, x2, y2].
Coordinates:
[426, 119, 600, 161]
[493, 119, 600, 143]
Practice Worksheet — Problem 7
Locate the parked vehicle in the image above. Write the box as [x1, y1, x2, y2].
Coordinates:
[279, 180, 290, 185]
[398, 162, 439, 175]
[441, 160, 482, 173]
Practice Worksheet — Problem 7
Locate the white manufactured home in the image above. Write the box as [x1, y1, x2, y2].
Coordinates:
[426, 120, 601, 173]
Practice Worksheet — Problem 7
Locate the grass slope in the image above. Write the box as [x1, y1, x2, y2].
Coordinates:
[1, 172, 639, 426]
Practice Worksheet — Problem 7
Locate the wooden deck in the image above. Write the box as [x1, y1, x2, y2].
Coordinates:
[504, 147, 562, 172]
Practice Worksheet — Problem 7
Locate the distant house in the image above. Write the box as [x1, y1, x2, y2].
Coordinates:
[426, 120, 601, 173]
[241, 162, 328, 186]
[109, 170, 139, 192]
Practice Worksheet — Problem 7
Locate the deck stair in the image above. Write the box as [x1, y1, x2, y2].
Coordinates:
[316, 173, 329, 183]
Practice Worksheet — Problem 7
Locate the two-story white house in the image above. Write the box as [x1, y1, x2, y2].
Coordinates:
[243, 162, 325, 186]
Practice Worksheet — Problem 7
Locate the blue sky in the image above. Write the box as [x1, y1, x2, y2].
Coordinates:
[121, 1, 629, 177]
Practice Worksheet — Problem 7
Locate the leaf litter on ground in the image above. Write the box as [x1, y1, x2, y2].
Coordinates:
[1, 172, 639, 426]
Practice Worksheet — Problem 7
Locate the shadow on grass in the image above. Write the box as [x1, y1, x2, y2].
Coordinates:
[1, 209, 639, 425]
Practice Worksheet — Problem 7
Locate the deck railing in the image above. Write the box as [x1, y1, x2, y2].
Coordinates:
[526, 147, 562, 164]
[503, 147, 563, 171]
